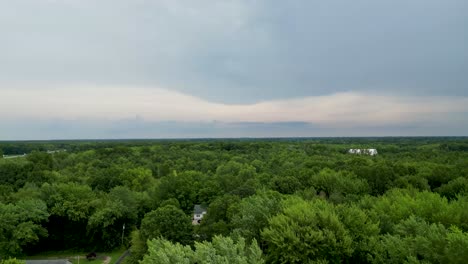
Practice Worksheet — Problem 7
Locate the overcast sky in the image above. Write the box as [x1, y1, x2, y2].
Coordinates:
[1, 0, 467, 139]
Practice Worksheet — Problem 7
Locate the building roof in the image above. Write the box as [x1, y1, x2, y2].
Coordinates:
[348, 148, 378, 155]
[194, 204, 206, 214]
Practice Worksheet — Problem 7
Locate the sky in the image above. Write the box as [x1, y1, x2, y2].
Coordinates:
[0, 0, 467, 139]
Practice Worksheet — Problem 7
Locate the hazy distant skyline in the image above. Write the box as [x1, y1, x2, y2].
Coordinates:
[1, 0, 467, 139]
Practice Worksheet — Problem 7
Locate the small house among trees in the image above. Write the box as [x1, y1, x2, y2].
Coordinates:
[348, 148, 378, 156]
[192, 204, 207, 225]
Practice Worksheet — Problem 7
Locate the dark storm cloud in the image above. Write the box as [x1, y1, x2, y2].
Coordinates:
[1, 0, 467, 103]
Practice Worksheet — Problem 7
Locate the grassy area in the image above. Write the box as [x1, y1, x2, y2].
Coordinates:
[25, 248, 127, 264]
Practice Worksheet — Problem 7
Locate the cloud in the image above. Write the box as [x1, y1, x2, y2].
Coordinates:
[0, 1, 467, 139]
[0, 0, 467, 103]
[1, 86, 467, 128]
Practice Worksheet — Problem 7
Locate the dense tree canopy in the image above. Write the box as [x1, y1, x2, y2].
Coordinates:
[141, 236, 264, 264]
[0, 199, 49, 256]
[0, 138, 467, 263]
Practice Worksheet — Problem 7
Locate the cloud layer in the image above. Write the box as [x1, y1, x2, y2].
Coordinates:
[1, 0, 467, 103]
[1, 86, 467, 127]
[0, 1, 467, 139]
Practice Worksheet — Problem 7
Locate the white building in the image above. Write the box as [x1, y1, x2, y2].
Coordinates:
[348, 149, 378, 156]
[192, 204, 207, 225]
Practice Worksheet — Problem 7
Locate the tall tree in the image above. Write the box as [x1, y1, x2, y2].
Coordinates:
[141, 236, 264, 264]
[231, 191, 283, 243]
[262, 198, 353, 263]
[0, 199, 49, 257]
[140, 205, 192, 245]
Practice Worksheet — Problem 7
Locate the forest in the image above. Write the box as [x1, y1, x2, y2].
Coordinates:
[1, 138, 468, 263]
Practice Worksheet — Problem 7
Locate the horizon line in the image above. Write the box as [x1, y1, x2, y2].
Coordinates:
[1, 136, 468, 142]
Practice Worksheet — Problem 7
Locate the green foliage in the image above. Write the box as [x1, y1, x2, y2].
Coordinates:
[1, 138, 468, 261]
[361, 188, 468, 233]
[435, 177, 468, 199]
[197, 194, 240, 240]
[0, 199, 49, 257]
[0, 258, 25, 264]
[393, 175, 430, 191]
[157, 171, 217, 212]
[141, 235, 264, 264]
[121, 167, 155, 192]
[160, 198, 181, 208]
[26, 151, 54, 171]
[336, 204, 380, 262]
[355, 162, 397, 195]
[125, 230, 147, 264]
[216, 161, 257, 195]
[231, 191, 284, 242]
[87, 165, 126, 191]
[262, 198, 354, 263]
[0, 184, 14, 203]
[140, 205, 192, 245]
[371, 217, 468, 264]
[0, 161, 31, 190]
[309, 168, 369, 202]
[142, 238, 192, 264]
[270, 175, 301, 194]
[423, 165, 457, 189]
[41, 182, 95, 221]
[87, 186, 139, 249]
